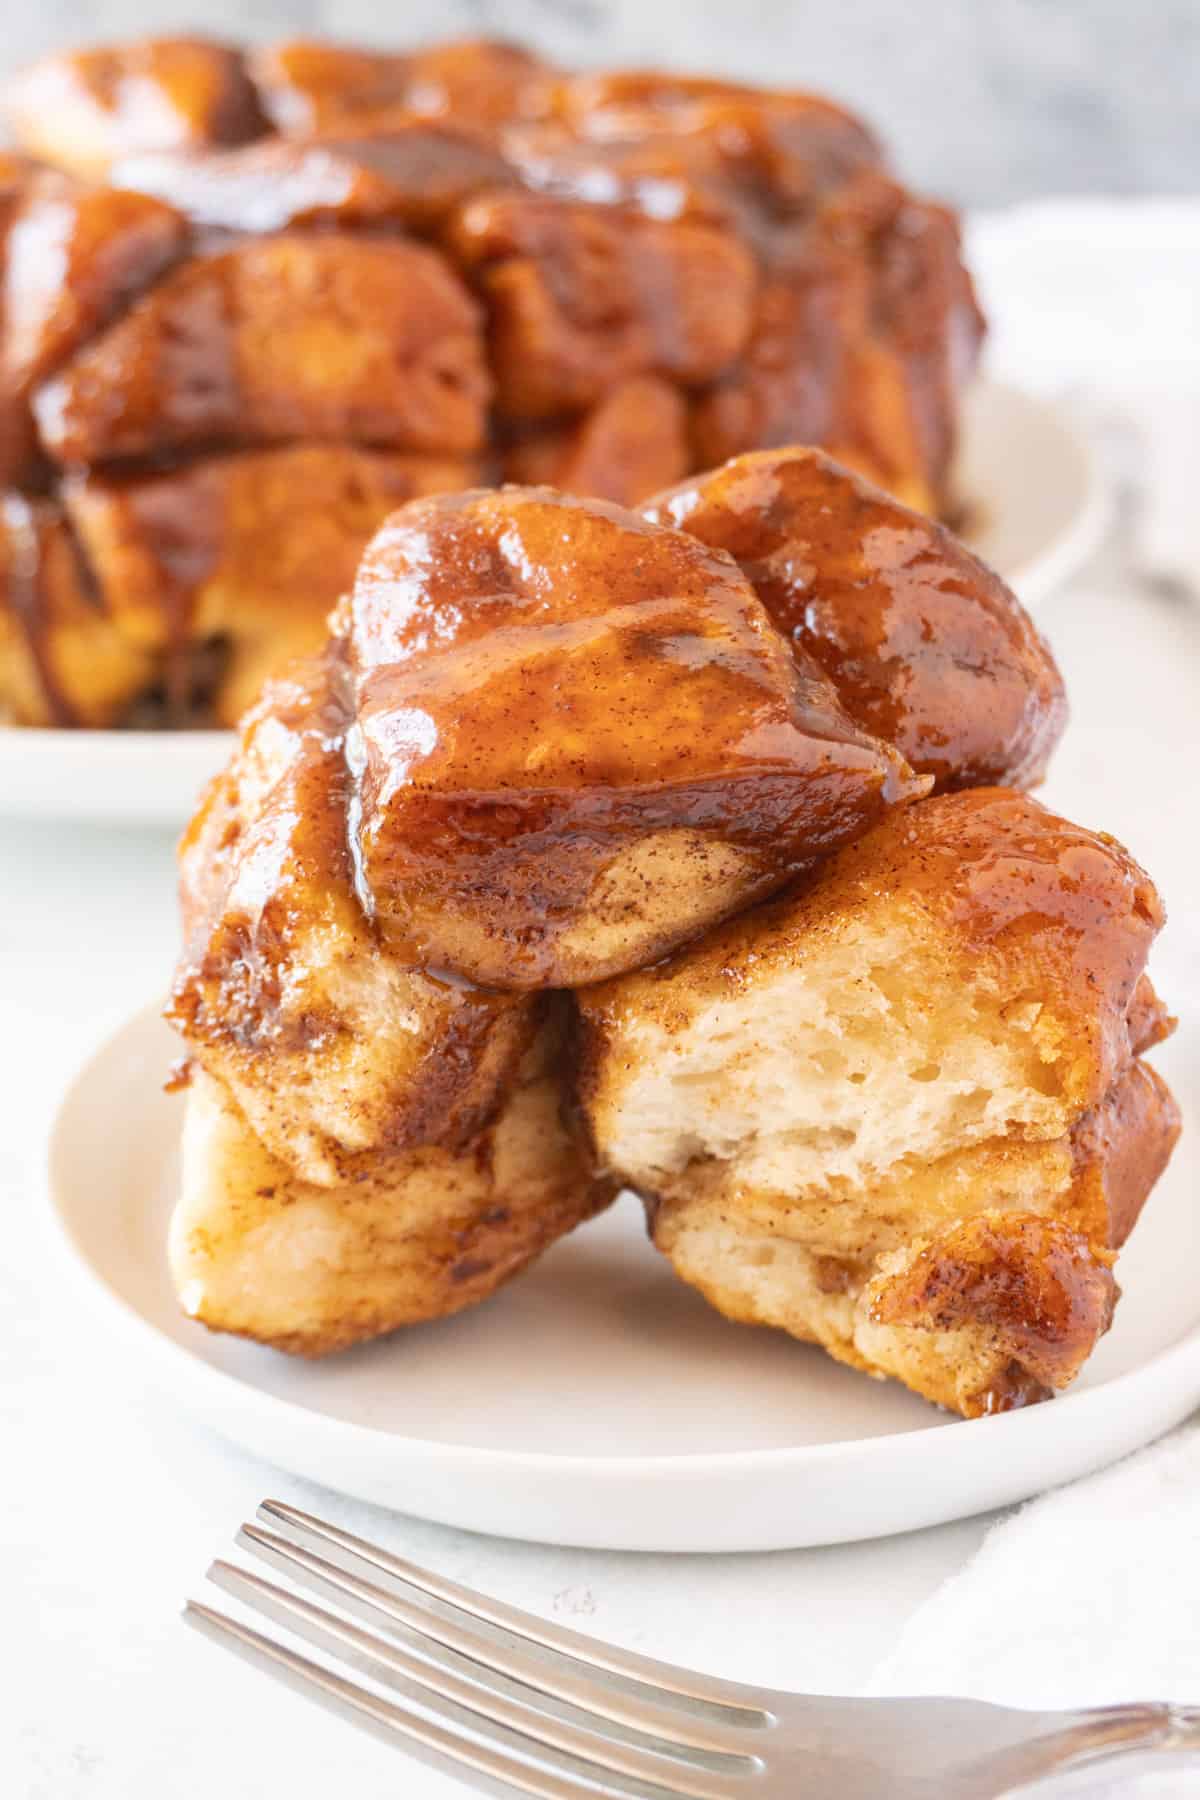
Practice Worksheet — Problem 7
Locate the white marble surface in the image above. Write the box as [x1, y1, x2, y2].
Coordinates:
[2, 1, 1199, 206]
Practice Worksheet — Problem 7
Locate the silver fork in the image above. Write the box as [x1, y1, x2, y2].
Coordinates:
[186, 1500, 1200, 1799]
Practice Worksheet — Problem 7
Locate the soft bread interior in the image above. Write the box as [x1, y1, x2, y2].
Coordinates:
[171, 1052, 610, 1355]
[596, 906, 1071, 1202]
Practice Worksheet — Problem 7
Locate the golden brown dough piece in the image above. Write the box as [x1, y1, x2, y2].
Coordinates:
[343, 486, 925, 989]
[169, 653, 539, 1185]
[575, 789, 1178, 1416]
[171, 1046, 608, 1356]
[536, 72, 881, 211]
[690, 172, 983, 512]
[445, 190, 758, 419]
[250, 37, 551, 135]
[3, 174, 189, 394]
[503, 376, 688, 505]
[1, 173, 189, 485]
[4, 37, 264, 178]
[644, 446, 1066, 790]
[34, 234, 490, 466]
[113, 124, 511, 236]
[168, 648, 611, 1352]
[0, 494, 152, 725]
[64, 445, 483, 724]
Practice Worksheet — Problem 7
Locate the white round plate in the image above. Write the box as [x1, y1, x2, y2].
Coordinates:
[955, 377, 1108, 606]
[3, 378, 1103, 829]
[48, 1004, 1198, 1553]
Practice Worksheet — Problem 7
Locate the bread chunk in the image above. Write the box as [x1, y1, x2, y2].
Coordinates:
[503, 377, 688, 506]
[445, 191, 757, 418]
[171, 1047, 608, 1355]
[64, 446, 482, 725]
[34, 235, 489, 464]
[5, 37, 263, 178]
[690, 172, 983, 510]
[576, 790, 1178, 1414]
[169, 655, 539, 1185]
[250, 37, 551, 135]
[343, 486, 925, 988]
[644, 446, 1066, 790]
[0, 494, 152, 725]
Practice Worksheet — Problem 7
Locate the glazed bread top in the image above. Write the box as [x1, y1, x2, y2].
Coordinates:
[341, 484, 923, 987]
[643, 447, 1067, 791]
[1, 34, 983, 730]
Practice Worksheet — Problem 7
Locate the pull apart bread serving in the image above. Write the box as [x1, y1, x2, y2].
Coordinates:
[0, 32, 983, 728]
[166, 448, 1179, 1417]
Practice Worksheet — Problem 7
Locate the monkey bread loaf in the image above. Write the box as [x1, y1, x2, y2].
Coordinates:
[1, 33, 983, 729]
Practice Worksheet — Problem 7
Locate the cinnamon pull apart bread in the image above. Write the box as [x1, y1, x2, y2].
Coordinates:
[575, 790, 1179, 1416]
[167, 653, 610, 1352]
[2, 33, 984, 728]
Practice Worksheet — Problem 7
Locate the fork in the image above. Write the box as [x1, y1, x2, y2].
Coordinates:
[186, 1500, 1200, 1799]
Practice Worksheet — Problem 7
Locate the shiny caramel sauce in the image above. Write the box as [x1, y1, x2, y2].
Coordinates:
[341, 486, 924, 983]
[644, 446, 1067, 791]
[170, 645, 531, 1125]
[249, 37, 550, 135]
[34, 233, 490, 467]
[1071, 1058, 1181, 1251]
[445, 190, 759, 421]
[827, 788, 1163, 1085]
[870, 1211, 1117, 1403]
[114, 125, 512, 237]
[3, 176, 188, 392]
[536, 71, 880, 198]
[4, 37, 265, 177]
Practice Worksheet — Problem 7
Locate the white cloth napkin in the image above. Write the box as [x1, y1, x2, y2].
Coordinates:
[857, 198, 1200, 1797]
[968, 199, 1200, 595]
[864, 1427, 1200, 1797]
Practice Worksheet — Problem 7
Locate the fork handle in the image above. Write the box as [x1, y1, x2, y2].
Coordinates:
[1034, 1703, 1200, 1783]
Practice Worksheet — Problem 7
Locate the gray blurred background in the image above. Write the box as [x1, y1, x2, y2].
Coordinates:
[4, 0, 1199, 207]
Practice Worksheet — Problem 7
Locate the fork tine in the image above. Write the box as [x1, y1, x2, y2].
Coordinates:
[185, 1599, 600, 1800]
[241, 1522, 752, 1762]
[208, 1559, 754, 1800]
[258, 1501, 769, 1725]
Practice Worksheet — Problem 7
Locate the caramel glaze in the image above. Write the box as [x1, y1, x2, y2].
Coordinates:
[869, 1212, 1118, 1413]
[502, 376, 689, 507]
[33, 233, 490, 467]
[249, 37, 552, 136]
[2, 37, 266, 179]
[1071, 1057, 1181, 1252]
[1, 175, 190, 488]
[113, 125, 513, 238]
[444, 190, 759, 422]
[686, 170, 983, 509]
[644, 447, 1067, 792]
[169, 645, 538, 1164]
[500, 82, 878, 240]
[534, 72, 881, 208]
[343, 486, 926, 989]
[62, 445, 486, 726]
